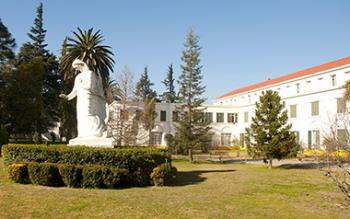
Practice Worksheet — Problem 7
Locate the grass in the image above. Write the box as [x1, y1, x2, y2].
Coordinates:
[1, 159, 350, 218]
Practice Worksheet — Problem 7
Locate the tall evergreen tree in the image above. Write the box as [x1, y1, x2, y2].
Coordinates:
[245, 90, 300, 168]
[142, 96, 157, 146]
[161, 64, 176, 103]
[135, 66, 157, 101]
[175, 29, 212, 160]
[15, 2, 61, 136]
[0, 19, 16, 66]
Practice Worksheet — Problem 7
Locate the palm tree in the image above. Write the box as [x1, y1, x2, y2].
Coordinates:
[60, 28, 115, 91]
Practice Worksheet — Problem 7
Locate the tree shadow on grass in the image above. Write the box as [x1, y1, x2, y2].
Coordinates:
[278, 162, 323, 169]
[170, 169, 236, 187]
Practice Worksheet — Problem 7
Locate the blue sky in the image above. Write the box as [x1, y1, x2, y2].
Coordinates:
[1, 0, 350, 101]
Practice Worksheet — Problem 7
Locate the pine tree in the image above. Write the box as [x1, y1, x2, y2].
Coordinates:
[27, 2, 47, 56]
[161, 64, 176, 103]
[175, 29, 212, 160]
[0, 19, 16, 66]
[135, 66, 157, 101]
[245, 90, 300, 168]
[15, 2, 61, 136]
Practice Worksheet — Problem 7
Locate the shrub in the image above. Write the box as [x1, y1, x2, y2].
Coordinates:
[28, 162, 63, 187]
[8, 163, 30, 184]
[58, 164, 82, 188]
[82, 165, 129, 189]
[2, 145, 170, 171]
[32, 132, 42, 144]
[150, 163, 177, 186]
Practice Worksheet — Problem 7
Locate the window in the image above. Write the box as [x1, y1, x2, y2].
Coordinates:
[311, 101, 319, 116]
[221, 133, 231, 146]
[172, 111, 179, 122]
[216, 113, 224, 123]
[296, 83, 300, 93]
[290, 105, 297, 118]
[337, 129, 348, 148]
[239, 133, 245, 146]
[160, 110, 166, 122]
[150, 132, 162, 146]
[227, 113, 238, 123]
[204, 112, 213, 123]
[337, 98, 346, 113]
[244, 112, 249, 123]
[308, 130, 320, 148]
[331, 74, 336, 86]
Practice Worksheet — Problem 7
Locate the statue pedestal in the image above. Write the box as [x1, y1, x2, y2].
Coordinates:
[68, 137, 114, 148]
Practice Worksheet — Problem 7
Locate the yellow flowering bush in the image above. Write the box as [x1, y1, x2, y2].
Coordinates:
[330, 150, 350, 158]
[156, 145, 169, 150]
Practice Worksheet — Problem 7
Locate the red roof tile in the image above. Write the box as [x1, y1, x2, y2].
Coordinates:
[217, 57, 350, 99]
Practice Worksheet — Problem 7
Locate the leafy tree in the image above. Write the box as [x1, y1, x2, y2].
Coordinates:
[135, 66, 157, 101]
[2, 57, 45, 135]
[60, 27, 115, 91]
[175, 29, 212, 160]
[0, 19, 16, 66]
[245, 90, 300, 168]
[161, 64, 176, 103]
[142, 96, 157, 146]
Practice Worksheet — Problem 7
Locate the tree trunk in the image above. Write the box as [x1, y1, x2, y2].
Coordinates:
[189, 149, 193, 162]
[268, 159, 273, 169]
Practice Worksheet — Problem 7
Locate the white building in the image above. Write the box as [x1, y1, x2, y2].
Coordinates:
[147, 57, 350, 148]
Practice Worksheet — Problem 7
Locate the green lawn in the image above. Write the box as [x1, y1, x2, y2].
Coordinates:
[0, 159, 349, 219]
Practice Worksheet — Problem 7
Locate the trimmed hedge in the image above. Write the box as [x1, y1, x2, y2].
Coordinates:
[28, 162, 63, 187]
[8, 163, 30, 184]
[58, 164, 82, 188]
[82, 165, 128, 188]
[2, 144, 170, 170]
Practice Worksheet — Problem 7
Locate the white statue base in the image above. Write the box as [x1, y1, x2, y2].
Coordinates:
[68, 137, 114, 148]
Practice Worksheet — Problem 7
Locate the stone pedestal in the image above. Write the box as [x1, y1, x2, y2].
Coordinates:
[68, 137, 114, 148]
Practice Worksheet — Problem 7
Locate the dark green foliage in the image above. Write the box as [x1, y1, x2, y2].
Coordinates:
[142, 96, 157, 146]
[161, 64, 176, 103]
[175, 29, 212, 157]
[28, 162, 63, 187]
[164, 133, 175, 152]
[60, 27, 114, 91]
[7, 163, 30, 184]
[82, 165, 129, 188]
[151, 163, 177, 186]
[58, 164, 82, 188]
[245, 90, 300, 168]
[135, 66, 157, 101]
[0, 19, 16, 65]
[0, 125, 9, 147]
[2, 144, 170, 170]
[32, 131, 42, 144]
[27, 2, 47, 56]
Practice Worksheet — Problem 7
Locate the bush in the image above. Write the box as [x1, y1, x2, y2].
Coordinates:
[151, 163, 177, 186]
[8, 163, 30, 184]
[81, 165, 128, 188]
[2, 145, 170, 171]
[28, 162, 63, 187]
[32, 132, 42, 144]
[58, 164, 82, 188]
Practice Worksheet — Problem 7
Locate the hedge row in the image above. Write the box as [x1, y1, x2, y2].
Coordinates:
[2, 144, 170, 172]
[8, 162, 176, 188]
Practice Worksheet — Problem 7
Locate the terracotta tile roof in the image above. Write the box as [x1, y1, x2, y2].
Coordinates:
[217, 56, 350, 99]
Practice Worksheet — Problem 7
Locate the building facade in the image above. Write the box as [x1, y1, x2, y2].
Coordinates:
[146, 57, 350, 148]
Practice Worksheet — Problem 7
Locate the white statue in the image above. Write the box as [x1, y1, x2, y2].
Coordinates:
[60, 59, 113, 147]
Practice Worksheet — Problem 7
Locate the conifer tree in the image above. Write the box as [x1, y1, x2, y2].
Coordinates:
[16, 2, 60, 136]
[175, 29, 212, 160]
[161, 64, 176, 103]
[245, 90, 300, 168]
[135, 66, 157, 101]
[0, 19, 16, 66]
